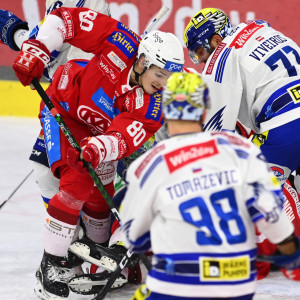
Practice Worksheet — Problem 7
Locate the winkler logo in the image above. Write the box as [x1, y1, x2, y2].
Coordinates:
[164, 140, 219, 173]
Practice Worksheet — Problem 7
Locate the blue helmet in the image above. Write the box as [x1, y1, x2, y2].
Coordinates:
[184, 8, 232, 53]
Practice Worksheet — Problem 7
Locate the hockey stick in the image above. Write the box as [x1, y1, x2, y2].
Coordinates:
[0, 168, 34, 210]
[90, 7, 171, 299]
[31, 78, 151, 291]
[141, 5, 169, 38]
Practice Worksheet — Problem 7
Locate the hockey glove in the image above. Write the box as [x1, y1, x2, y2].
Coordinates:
[67, 149, 86, 174]
[13, 39, 50, 86]
[0, 10, 28, 51]
[67, 135, 119, 172]
[81, 135, 119, 168]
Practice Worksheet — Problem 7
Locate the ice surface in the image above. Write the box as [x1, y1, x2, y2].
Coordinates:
[0, 117, 299, 300]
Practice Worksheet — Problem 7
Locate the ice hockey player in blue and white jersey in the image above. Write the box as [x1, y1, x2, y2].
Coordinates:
[120, 72, 300, 300]
[184, 8, 300, 188]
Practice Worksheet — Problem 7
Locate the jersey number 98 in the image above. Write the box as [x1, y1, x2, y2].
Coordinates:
[179, 188, 247, 245]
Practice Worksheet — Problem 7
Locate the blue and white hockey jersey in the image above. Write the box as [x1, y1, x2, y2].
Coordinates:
[120, 131, 294, 298]
[202, 20, 300, 134]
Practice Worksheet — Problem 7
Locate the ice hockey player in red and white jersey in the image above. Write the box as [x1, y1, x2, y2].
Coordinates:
[121, 72, 300, 300]
[11, 6, 184, 299]
[0, 1, 111, 210]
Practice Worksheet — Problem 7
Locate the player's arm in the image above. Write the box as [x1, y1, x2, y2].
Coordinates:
[244, 145, 300, 277]
[245, 145, 294, 242]
[38, 7, 121, 55]
[0, 9, 29, 51]
[68, 89, 163, 171]
[119, 151, 160, 252]
[202, 52, 243, 132]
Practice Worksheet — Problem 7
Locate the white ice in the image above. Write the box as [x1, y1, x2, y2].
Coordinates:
[0, 117, 299, 300]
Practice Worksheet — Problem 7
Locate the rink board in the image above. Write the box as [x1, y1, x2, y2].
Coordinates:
[0, 80, 49, 117]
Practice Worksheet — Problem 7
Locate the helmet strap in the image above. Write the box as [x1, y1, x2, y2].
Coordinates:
[133, 58, 148, 85]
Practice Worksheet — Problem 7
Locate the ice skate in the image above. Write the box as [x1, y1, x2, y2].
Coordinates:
[34, 251, 84, 300]
[68, 269, 128, 295]
[69, 238, 139, 272]
[68, 263, 142, 295]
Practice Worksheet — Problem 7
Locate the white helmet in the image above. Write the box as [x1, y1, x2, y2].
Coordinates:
[138, 30, 185, 72]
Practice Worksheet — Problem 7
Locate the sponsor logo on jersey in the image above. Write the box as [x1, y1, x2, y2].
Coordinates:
[271, 166, 284, 177]
[135, 144, 166, 178]
[288, 84, 300, 103]
[135, 87, 144, 109]
[61, 10, 74, 39]
[117, 22, 141, 42]
[91, 87, 114, 119]
[108, 31, 138, 59]
[200, 256, 250, 281]
[270, 165, 288, 186]
[98, 55, 120, 83]
[164, 140, 219, 173]
[58, 62, 72, 90]
[107, 51, 127, 71]
[229, 22, 263, 49]
[283, 197, 296, 222]
[284, 180, 300, 222]
[145, 91, 162, 121]
[205, 42, 226, 75]
[77, 105, 111, 134]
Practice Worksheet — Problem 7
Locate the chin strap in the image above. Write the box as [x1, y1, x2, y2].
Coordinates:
[133, 59, 148, 85]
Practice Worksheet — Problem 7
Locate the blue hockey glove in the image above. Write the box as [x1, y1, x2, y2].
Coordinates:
[0, 9, 29, 51]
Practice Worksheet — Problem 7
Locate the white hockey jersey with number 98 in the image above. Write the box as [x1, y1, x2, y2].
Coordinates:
[120, 131, 294, 298]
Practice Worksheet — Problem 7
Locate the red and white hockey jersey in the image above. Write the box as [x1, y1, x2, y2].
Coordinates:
[38, 7, 164, 162]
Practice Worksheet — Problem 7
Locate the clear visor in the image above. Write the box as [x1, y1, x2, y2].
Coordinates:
[188, 51, 199, 65]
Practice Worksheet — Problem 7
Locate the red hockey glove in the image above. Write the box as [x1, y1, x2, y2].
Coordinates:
[81, 136, 106, 169]
[67, 135, 119, 172]
[81, 135, 119, 168]
[12, 39, 50, 86]
[67, 149, 86, 174]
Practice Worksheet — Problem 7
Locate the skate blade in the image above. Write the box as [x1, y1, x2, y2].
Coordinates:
[68, 274, 127, 295]
[69, 241, 117, 272]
